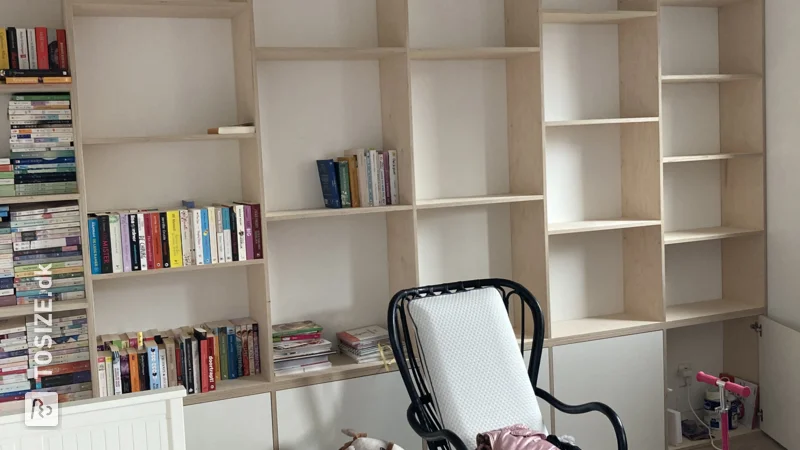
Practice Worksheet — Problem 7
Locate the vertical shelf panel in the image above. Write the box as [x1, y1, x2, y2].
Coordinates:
[511, 202, 549, 338]
[623, 226, 665, 321]
[507, 54, 545, 196]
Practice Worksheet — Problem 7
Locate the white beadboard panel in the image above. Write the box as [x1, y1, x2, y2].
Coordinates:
[546, 126, 621, 223]
[666, 324, 723, 420]
[660, 7, 719, 76]
[662, 84, 720, 157]
[92, 268, 250, 334]
[83, 142, 243, 212]
[258, 60, 383, 212]
[524, 348, 553, 433]
[277, 372, 417, 450]
[541, 0, 618, 10]
[185, 393, 273, 450]
[253, 0, 378, 48]
[543, 24, 620, 122]
[411, 60, 509, 201]
[0, 0, 62, 29]
[73, 17, 237, 138]
[548, 231, 624, 322]
[417, 205, 512, 286]
[408, 0, 504, 48]
[663, 162, 721, 232]
[665, 240, 722, 307]
[267, 214, 390, 341]
[553, 332, 665, 449]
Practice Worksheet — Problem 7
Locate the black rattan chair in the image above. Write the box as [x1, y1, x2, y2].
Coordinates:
[387, 278, 628, 450]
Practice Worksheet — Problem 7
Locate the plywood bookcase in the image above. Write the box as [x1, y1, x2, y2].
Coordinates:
[0, 0, 765, 447]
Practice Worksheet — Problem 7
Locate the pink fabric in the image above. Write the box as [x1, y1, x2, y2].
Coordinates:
[476, 424, 557, 450]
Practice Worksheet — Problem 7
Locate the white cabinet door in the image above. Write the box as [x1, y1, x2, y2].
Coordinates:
[184, 393, 274, 450]
[525, 347, 553, 432]
[552, 331, 665, 450]
[276, 372, 418, 450]
[759, 316, 800, 449]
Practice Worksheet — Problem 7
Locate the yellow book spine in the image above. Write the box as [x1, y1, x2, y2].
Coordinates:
[15, 266, 83, 278]
[213, 334, 221, 382]
[0, 32, 8, 70]
[167, 211, 183, 268]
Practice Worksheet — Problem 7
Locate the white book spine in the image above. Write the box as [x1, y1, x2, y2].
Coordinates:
[207, 206, 218, 264]
[234, 205, 247, 260]
[388, 150, 399, 205]
[191, 339, 200, 393]
[223, 213, 233, 263]
[17, 29, 29, 70]
[159, 349, 168, 389]
[97, 359, 107, 397]
[215, 208, 225, 263]
[26, 29, 37, 70]
[376, 151, 386, 206]
[109, 215, 123, 273]
[104, 358, 114, 396]
[137, 213, 147, 270]
[179, 210, 193, 267]
[192, 209, 204, 265]
[368, 149, 381, 206]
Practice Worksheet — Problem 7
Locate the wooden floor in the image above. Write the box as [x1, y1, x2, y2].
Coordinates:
[694, 432, 785, 450]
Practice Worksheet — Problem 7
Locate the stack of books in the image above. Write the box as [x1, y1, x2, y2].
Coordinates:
[0, 317, 29, 405]
[12, 201, 84, 306]
[337, 325, 393, 364]
[0, 27, 71, 84]
[0, 162, 12, 198]
[8, 92, 76, 196]
[0, 206, 11, 306]
[97, 318, 260, 398]
[272, 321, 333, 376]
[27, 311, 92, 402]
[317, 148, 399, 209]
[88, 202, 263, 274]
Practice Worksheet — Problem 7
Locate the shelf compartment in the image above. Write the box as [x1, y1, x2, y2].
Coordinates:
[72, 1, 248, 19]
[668, 429, 761, 450]
[182, 376, 270, 406]
[549, 313, 663, 346]
[0, 299, 89, 320]
[548, 219, 660, 235]
[665, 298, 765, 329]
[416, 194, 542, 210]
[664, 227, 762, 245]
[265, 205, 413, 222]
[83, 133, 255, 146]
[542, 10, 657, 24]
[660, 0, 748, 6]
[0, 193, 81, 205]
[663, 152, 762, 163]
[92, 259, 265, 281]
[271, 353, 396, 391]
[662, 74, 761, 84]
[0, 84, 72, 94]
[256, 47, 406, 61]
[546, 117, 659, 127]
[409, 47, 539, 60]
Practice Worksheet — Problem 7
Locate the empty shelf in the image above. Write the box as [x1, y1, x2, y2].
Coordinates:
[662, 74, 761, 83]
[549, 219, 660, 235]
[72, 1, 248, 19]
[664, 227, 762, 245]
[265, 205, 412, 221]
[549, 313, 663, 346]
[416, 194, 542, 210]
[666, 299, 765, 329]
[542, 10, 656, 24]
[410, 47, 539, 60]
[256, 47, 405, 61]
[661, 0, 748, 6]
[546, 117, 659, 127]
[663, 152, 762, 163]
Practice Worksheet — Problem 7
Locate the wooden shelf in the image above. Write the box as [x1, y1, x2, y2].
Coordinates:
[661, 0, 748, 7]
[549, 314, 663, 346]
[416, 194, 543, 210]
[548, 219, 660, 235]
[92, 259, 264, 281]
[663, 152, 762, 163]
[265, 205, 412, 222]
[0, 84, 72, 94]
[0, 193, 81, 205]
[409, 47, 539, 60]
[546, 117, 659, 127]
[72, 1, 248, 19]
[83, 133, 254, 146]
[271, 353, 397, 391]
[542, 10, 657, 24]
[182, 375, 271, 406]
[665, 299, 765, 329]
[256, 47, 405, 61]
[0, 299, 89, 320]
[662, 74, 761, 84]
[665, 227, 762, 245]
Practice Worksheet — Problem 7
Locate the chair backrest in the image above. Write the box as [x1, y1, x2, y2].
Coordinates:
[388, 279, 546, 449]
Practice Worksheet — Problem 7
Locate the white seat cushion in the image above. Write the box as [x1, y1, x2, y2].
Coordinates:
[408, 287, 544, 449]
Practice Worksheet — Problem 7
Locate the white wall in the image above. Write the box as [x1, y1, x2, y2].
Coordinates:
[666, 324, 724, 420]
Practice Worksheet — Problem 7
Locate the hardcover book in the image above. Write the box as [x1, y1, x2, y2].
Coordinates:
[316, 159, 342, 208]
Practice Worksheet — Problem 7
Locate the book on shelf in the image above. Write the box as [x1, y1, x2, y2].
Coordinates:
[319, 148, 399, 209]
[272, 321, 332, 376]
[1, 27, 69, 83]
[337, 325, 394, 365]
[207, 124, 255, 135]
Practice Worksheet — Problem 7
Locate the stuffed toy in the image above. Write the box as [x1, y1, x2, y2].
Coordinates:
[339, 429, 405, 450]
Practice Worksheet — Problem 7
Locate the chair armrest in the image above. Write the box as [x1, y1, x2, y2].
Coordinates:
[406, 404, 469, 450]
[534, 388, 628, 450]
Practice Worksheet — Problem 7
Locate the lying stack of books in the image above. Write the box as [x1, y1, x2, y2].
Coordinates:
[0, 27, 71, 85]
[12, 201, 84, 306]
[0, 317, 29, 405]
[8, 92, 76, 196]
[0, 161, 12, 198]
[97, 318, 260, 398]
[27, 311, 92, 402]
[317, 148, 399, 209]
[272, 321, 333, 376]
[88, 202, 263, 274]
[0, 206, 11, 306]
[337, 325, 393, 364]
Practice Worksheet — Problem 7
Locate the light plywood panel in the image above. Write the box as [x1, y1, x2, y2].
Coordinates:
[723, 317, 759, 383]
[256, 47, 406, 61]
[408, 0, 505, 48]
[542, 10, 656, 24]
[623, 226, 665, 321]
[505, 0, 540, 47]
[618, 16, 660, 118]
[546, 117, 658, 127]
[265, 205, 413, 221]
[662, 0, 747, 5]
[417, 194, 542, 210]
[376, 0, 408, 47]
[386, 210, 419, 296]
[548, 219, 660, 235]
[720, 82, 764, 154]
[185, 393, 273, 450]
[665, 299, 764, 328]
[621, 122, 661, 219]
[83, 133, 254, 145]
[92, 259, 264, 281]
[718, 0, 764, 75]
[409, 47, 539, 60]
[665, 240, 722, 307]
[664, 227, 761, 245]
[507, 54, 544, 195]
[619, 0, 658, 10]
[663, 153, 761, 163]
[541, 0, 618, 11]
[721, 158, 764, 229]
[253, 0, 378, 47]
[549, 314, 662, 345]
[379, 55, 414, 205]
[511, 202, 549, 339]
[721, 234, 765, 307]
[72, 1, 248, 19]
[662, 74, 761, 84]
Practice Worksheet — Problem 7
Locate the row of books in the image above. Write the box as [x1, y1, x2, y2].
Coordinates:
[0, 201, 85, 308]
[317, 148, 399, 209]
[88, 202, 263, 274]
[97, 318, 261, 397]
[7, 92, 76, 197]
[0, 312, 93, 406]
[0, 27, 71, 84]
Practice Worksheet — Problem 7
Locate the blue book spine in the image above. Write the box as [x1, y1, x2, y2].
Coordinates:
[227, 330, 237, 379]
[88, 217, 101, 274]
[200, 209, 211, 265]
[316, 159, 342, 208]
[148, 345, 161, 390]
[11, 157, 76, 164]
[0, 389, 30, 399]
[222, 207, 231, 232]
[0, 349, 27, 359]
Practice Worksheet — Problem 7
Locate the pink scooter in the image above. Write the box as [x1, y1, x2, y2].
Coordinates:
[696, 372, 752, 450]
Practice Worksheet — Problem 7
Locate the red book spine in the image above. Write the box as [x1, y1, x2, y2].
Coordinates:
[35, 27, 49, 69]
[56, 29, 68, 70]
[0, 367, 26, 376]
[250, 203, 263, 259]
[241, 332, 250, 377]
[382, 151, 391, 204]
[199, 338, 208, 393]
[144, 214, 154, 269]
[175, 345, 182, 387]
[276, 332, 322, 342]
[0, 165, 12, 172]
[37, 360, 90, 378]
[207, 335, 216, 391]
[0, 395, 25, 404]
[150, 213, 163, 268]
[128, 337, 138, 349]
